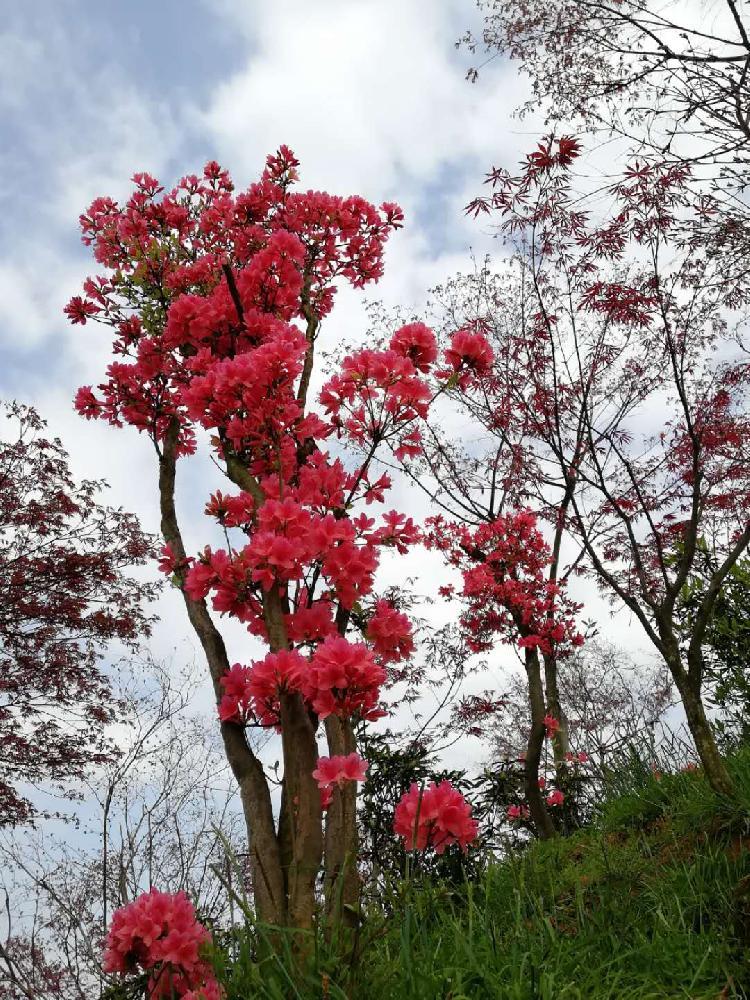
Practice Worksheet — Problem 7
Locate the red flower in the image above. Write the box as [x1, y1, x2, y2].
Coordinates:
[312, 752, 368, 788]
[443, 328, 494, 383]
[507, 803, 530, 822]
[367, 599, 414, 662]
[306, 637, 386, 720]
[103, 890, 221, 999]
[389, 322, 438, 373]
[543, 715, 560, 738]
[64, 295, 99, 324]
[393, 780, 478, 854]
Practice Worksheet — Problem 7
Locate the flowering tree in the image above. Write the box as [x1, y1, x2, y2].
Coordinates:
[450, 136, 750, 797]
[426, 510, 584, 837]
[68, 148, 472, 933]
[469, 640, 674, 836]
[0, 401, 157, 826]
[371, 285, 593, 835]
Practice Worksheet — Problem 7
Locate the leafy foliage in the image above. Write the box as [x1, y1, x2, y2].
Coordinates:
[0, 401, 158, 825]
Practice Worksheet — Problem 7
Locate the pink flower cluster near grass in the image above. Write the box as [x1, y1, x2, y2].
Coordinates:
[103, 889, 221, 999]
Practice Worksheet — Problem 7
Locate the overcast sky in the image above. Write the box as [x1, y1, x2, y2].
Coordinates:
[0, 1, 659, 764]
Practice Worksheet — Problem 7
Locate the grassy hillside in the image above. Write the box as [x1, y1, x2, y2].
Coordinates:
[218, 750, 750, 999]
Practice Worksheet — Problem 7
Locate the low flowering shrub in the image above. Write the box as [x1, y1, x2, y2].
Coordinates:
[103, 889, 221, 999]
[393, 780, 478, 854]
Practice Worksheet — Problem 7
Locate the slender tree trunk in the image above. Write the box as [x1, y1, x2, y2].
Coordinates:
[264, 587, 322, 932]
[542, 649, 570, 781]
[158, 424, 287, 926]
[278, 692, 323, 930]
[524, 648, 556, 839]
[323, 716, 360, 926]
[545, 492, 572, 780]
[656, 620, 735, 798]
[672, 665, 734, 797]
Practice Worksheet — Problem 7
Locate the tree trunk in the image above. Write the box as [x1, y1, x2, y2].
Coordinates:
[265, 587, 322, 933]
[524, 649, 556, 839]
[542, 649, 570, 782]
[673, 668, 734, 797]
[278, 692, 323, 931]
[322, 716, 360, 926]
[158, 425, 287, 925]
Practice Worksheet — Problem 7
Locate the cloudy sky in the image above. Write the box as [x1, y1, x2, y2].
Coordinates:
[0, 1, 653, 758]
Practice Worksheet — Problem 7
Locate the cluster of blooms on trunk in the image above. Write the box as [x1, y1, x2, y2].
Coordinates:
[103, 890, 221, 999]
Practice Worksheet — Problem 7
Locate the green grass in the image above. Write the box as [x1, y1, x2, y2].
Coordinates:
[216, 749, 750, 999]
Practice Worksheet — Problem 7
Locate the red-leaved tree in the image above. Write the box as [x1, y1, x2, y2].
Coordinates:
[0, 401, 157, 826]
[67, 148, 464, 932]
[446, 136, 750, 797]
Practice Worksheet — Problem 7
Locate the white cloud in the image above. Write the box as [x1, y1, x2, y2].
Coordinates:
[198, 0, 531, 196]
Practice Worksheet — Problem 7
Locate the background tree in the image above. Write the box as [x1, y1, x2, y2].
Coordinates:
[467, 640, 675, 835]
[0, 401, 158, 827]
[679, 547, 750, 747]
[455, 136, 750, 796]
[360, 301, 594, 837]
[425, 510, 585, 838]
[463, 0, 750, 175]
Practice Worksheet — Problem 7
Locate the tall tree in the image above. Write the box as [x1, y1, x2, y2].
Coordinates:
[68, 149, 456, 932]
[452, 137, 750, 796]
[0, 401, 157, 826]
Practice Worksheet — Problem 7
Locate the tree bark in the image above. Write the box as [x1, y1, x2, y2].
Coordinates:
[524, 648, 556, 839]
[543, 649, 570, 780]
[322, 715, 360, 926]
[673, 663, 734, 797]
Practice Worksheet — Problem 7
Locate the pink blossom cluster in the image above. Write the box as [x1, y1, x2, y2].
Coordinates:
[179, 484, 418, 644]
[442, 325, 495, 388]
[543, 714, 560, 738]
[312, 752, 368, 789]
[426, 509, 584, 657]
[69, 150, 420, 667]
[218, 637, 387, 729]
[393, 780, 478, 854]
[367, 599, 415, 662]
[321, 321, 495, 461]
[507, 788, 564, 820]
[103, 889, 221, 999]
[507, 803, 530, 822]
